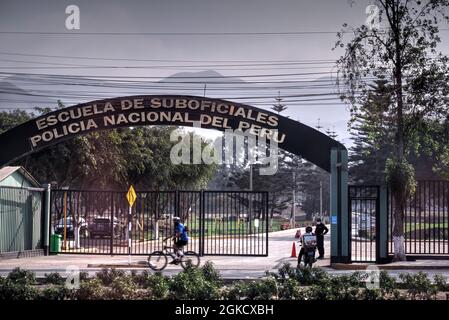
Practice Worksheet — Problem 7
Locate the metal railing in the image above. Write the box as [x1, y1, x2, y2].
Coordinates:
[388, 180, 449, 256]
[49, 189, 269, 256]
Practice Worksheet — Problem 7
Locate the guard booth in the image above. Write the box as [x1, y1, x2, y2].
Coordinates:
[0, 166, 45, 258]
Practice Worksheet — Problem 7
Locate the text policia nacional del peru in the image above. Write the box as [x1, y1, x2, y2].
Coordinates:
[30, 97, 286, 148]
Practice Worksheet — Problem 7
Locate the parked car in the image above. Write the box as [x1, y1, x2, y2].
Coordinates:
[54, 216, 89, 238]
[89, 216, 123, 239]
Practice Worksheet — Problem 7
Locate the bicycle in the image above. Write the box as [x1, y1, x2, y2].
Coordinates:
[147, 238, 200, 271]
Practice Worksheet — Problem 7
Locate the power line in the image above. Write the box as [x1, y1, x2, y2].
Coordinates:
[0, 51, 337, 63]
[0, 29, 447, 36]
[0, 70, 338, 79]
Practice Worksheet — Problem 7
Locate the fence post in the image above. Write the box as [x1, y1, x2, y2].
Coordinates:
[265, 191, 269, 256]
[199, 189, 204, 256]
[43, 183, 51, 255]
[378, 186, 389, 263]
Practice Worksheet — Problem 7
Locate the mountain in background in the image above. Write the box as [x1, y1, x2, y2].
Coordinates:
[0, 70, 350, 146]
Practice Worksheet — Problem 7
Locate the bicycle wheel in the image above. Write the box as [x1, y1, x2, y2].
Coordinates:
[148, 251, 168, 271]
[180, 251, 200, 269]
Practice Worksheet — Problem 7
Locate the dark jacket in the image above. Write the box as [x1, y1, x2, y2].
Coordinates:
[314, 223, 329, 237]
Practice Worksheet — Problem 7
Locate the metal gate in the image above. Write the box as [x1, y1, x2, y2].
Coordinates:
[49, 189, 268, 256]
[389, 180, 449, 257]
[348, 185, 380, 262]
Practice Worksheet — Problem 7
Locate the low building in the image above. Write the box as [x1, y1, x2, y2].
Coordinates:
[0, 166, 44, 258]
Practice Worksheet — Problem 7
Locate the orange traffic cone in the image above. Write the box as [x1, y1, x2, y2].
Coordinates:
[290, 242, 297, 257]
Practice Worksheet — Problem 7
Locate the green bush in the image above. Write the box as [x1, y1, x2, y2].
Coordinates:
[201, 261, 222, 284]
[96, 268, 126, 286]
[278, 278, 306, 300]
[43, 272, 65, 285]
[75, 278, 107, 300]
[225, 277, 278, 300]
[146, 273, 170, 299]
[107, 275, 139, 300]
[169, 265, 220, 300]
[7, 268, 36, 285]
[79, 271, 90, 282]
[0, 277, 38, 300]
[359, 288, 383, 300]
[434, 274, 449, 292]
[399, 272, 437, 300]
[38, 285, 70, 300]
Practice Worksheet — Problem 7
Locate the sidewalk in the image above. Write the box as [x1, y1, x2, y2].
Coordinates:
[332, 258, 449, 270]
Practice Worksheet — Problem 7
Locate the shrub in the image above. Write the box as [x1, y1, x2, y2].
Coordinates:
[399, 272, 437, 300]
[75, 278, 107, 300]
[359, 288, 383, 300]
[107, 275, 139, 300]
[434, 274, 449, 292]
[96, 268, 126, 286]
[201, 261, 221, 284]
[223, 281, 248, 300]
[7, 268, 36, 285]
[43, 272, 65, 285]
[38, 285, 70, 300]
[169, 265, 220, 300]
[79, 272, 90, 282]
[226, 277, 279, 300]
[0, 277, 38, 300]
[278, 278, 306, 300]
[293, 267, 330, 286]
[146, 273, 170, 299]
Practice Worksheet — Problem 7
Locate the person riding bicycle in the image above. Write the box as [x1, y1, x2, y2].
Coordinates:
[297, 226, 317, 267]
[169, 216, 189, 264]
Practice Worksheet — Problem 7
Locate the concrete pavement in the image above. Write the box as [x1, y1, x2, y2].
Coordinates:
[1, 228, 449, 279]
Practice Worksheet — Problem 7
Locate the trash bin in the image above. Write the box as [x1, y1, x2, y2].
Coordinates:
[50, 234, 62, 253]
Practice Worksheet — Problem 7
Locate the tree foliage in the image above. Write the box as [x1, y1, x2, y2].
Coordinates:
[336, 0, 449, 260]
[0, 108, 216, 190]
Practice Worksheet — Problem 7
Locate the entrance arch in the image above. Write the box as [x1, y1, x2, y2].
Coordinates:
[0, 95, 349, 262]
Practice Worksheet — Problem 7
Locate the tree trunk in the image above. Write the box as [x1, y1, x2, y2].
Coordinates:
[392, 194, 406, 261]
[391, 0, 407, 261]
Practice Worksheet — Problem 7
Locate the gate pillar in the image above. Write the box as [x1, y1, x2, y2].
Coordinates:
[377, 186, 389, 263]
[43, 183, 51, 255]
[330, 148, 349, 263]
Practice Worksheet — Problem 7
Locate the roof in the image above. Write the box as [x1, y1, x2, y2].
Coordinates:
[0, 166, 41, 187]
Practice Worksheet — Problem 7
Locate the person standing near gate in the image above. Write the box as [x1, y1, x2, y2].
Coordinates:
[314, 218, 329, 259]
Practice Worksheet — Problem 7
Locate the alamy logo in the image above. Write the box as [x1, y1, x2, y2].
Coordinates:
[365, 5, 380, 30]
[170, 123, 279, 175]
[65, 265, 80, 290]
[65, 5, 80, 30]
[364, 265, 380, 290]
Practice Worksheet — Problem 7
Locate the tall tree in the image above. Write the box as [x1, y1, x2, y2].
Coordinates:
[336, 0, 449, 260]
[349, 78, 395, 184]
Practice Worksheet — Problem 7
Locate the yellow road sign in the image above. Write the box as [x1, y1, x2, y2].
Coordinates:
[126, 185, 137, 207]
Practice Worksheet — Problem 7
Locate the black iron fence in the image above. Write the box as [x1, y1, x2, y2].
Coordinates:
[389, 180, 449, 256]
[348, 185, 379, 262]
[50, 189, 268, 256]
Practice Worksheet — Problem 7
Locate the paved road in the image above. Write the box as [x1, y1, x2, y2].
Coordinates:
[1, 228, 449, 279]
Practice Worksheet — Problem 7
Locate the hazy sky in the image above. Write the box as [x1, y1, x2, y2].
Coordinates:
[0, 0, 373, 67]
[1, 0, 448, 145]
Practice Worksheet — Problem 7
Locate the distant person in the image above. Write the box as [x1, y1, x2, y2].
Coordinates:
[169, 217, 189, 264]
[314, 218, 329, 259]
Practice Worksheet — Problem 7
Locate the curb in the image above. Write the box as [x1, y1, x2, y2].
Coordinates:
[88, 262, 149, 268]
[331, 263, 449, 270]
